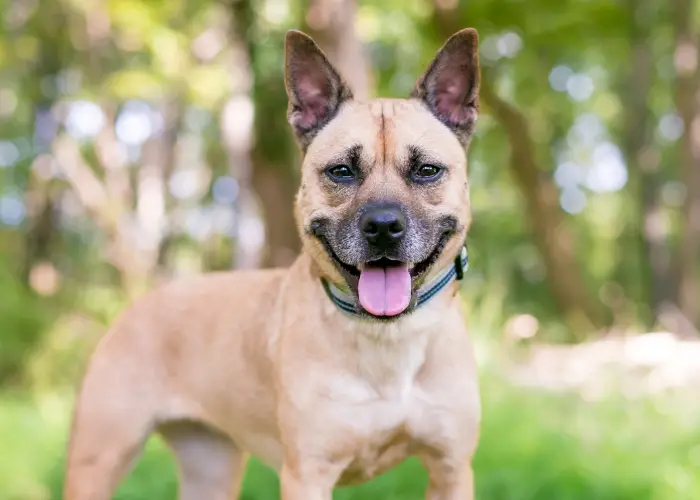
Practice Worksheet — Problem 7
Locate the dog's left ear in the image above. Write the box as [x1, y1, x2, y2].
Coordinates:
[284, 30, 353, 149]
[412, 28, 480, 144]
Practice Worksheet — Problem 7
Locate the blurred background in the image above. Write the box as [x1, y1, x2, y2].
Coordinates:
[1, 0, 700, 498]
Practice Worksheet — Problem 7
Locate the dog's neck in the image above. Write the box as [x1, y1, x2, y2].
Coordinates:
[325, 267, 467, 397]
[278, 250, 469, 398]
[321, 246, 468, 319]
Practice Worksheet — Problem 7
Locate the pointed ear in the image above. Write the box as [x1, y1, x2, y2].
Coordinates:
[284, 30, 353, 149]
[411, 28, 480, 144]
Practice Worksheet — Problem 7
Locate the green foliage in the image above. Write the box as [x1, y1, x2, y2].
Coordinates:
[0, 263, 49, 385]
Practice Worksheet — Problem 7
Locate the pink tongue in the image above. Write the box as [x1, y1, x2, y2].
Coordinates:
[358, 264, 411, 316]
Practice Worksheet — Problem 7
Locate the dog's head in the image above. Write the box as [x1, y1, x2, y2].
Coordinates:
[285, 28, 479, 320]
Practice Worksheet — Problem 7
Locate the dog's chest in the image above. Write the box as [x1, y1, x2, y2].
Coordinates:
[332, 328, 453, 484]
[333, 378, 453, 486]
[338, 418, 412, 485]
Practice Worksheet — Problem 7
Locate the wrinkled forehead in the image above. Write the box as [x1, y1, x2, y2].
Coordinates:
[303, 98, 466, 168]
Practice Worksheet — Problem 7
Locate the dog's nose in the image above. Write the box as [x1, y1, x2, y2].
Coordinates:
[360, 205, 406, 248]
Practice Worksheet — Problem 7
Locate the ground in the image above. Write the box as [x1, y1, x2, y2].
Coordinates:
[3, 333, 700, 500]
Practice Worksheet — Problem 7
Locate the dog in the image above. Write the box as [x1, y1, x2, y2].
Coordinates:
[64, 27, 481, 500]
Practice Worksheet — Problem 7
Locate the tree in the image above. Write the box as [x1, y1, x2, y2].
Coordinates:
[304, 0, 372, 100]
[617, 0, 671, 328]
[229, 0, 303, 268]
[673, 0, 700, 331]
[430, 0, 607, 333]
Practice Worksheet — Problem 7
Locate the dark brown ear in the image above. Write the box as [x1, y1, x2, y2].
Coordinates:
[412, 28, 480, 144]
[284, 30, 353, 149]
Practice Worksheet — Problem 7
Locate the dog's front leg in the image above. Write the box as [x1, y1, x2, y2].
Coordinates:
[423, 457, 474, 500]
[280, 459, 343, 500]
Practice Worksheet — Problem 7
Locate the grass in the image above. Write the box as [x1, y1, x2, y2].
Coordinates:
[3, 372, 699, 500]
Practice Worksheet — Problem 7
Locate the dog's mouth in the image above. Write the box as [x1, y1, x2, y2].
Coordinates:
[320, 232, 451, 280]
[317, 231, 452, 319]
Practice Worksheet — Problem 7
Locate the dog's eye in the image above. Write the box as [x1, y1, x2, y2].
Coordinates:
[412, 164, 444, 182]
[326, 164, 355, 182]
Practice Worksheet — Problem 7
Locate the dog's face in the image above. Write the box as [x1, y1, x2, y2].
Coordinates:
[284, 29, 479, 319]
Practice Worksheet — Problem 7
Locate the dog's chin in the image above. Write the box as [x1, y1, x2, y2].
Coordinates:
[316, 232, 453, 321]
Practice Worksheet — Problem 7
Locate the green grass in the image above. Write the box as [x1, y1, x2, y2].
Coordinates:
[3, 373, 699, 500]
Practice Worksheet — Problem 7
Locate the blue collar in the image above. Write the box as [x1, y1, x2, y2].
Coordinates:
[321, 246, 469, 316]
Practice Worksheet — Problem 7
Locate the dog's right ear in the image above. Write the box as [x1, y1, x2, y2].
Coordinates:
[284, 30, 353, 149]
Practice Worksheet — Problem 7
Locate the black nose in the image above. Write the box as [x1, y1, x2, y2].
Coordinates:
[360, 204, 406, 248]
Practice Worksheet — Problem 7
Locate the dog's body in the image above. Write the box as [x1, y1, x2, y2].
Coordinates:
[65, 29, 482, 500]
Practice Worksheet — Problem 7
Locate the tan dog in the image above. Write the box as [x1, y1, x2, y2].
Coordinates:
[64, 27, 481, 500]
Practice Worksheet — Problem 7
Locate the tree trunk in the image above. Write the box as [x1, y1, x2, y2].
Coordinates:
[22, 179, 57, 284]
[153, 97, 184, 275]
[673, 0, 700, 332]
[619, 0, 673, 327]
[250, 151, 301, 267]
[224, 1, 263, 270]
[140, 97, 184, 277]
[227, 0, 300, 268]
[21, 1, 69, 285]
[304, 0, 372, 99]
[479, 80, 605, 334]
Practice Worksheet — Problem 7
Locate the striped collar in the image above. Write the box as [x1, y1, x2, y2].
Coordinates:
[321, 246, 469, 316]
